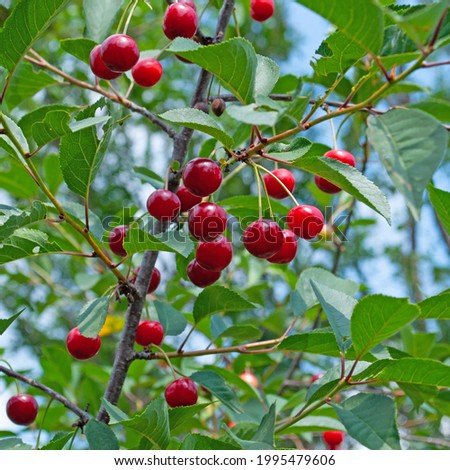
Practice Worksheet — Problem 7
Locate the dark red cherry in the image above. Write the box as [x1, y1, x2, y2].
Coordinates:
[6, 394, 39, 426]
[132, 58, 163, 87]
[163, 3, 198, 40]
[315, 149, 356, 194]
[242, 219, 283, 259]
[188, 202, 227, 241]
[108, 225, 129, 257]
[164, 378, 198, 407]
[135, 320, 164, 347]
[100, 34, 139, 72]
[267, 229, 298, 264]
[250, 0, 275, 22]
[263, 168, 296, 199]
[66, 327, 101, 360]
[322, 430, 344, 449]
[178, 0, 197, 12]
[146, 189, 181, 221]
[196, 235, 233, 272]
[131, 266, 161, 294]
[176, 186, 202, 212]
[211, 98, 226, 117]
[287, 205, 324, 240]
[187, 260, 221, 287]
[89, 45, 122, 80]
[182, 158, 223, 197]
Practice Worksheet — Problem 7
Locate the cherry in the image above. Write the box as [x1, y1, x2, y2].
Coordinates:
[263, 168, 295, 200]
[176, 186, 202, 212]
[89, 45, 122, 80]
[182, 158, 223, 197]
[131, 266, 161, 294]
[66, 327, 101, 360]
[135, 320, 164, 347]
[212, 98, 226, 117]
[187, 260, 221, 287]
[242, 219, 284, 259]
[196, 235, 233, 272]
[310, 373, 324, 384]
[177, 0, 197, 12]
[146, 189, 181, 221]
[267, 229, 298, 264]
[163, 3, 198, 40]
[315, 149, 356, 194]
[100, 34, 139, 72]
[193, 102, 209, 114]
[164, 378, 198, 407]
[108, 225, 129, 257]
[188, 202, 227, 241]
[322, 430, 344, 449]
[239, 370, 259, 388]
[132, 58, 163, 87]
[287, 205, 324, 240]
[227, 421, 237, 429]
[6, 394, 38, 426]
[250, 0, 275, 22]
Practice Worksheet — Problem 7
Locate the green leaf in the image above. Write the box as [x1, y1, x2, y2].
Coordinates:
[159, 108, 233, 148]
[1, 114, 30, 154]
[418, 292, 450, 320]
[63, 201, 104, 241]
[409, 98, 450, 123]
[169, 38, 257, 104]
[226, 104, 278, 127]
[283, 417, 346, 434]
[0, 201, 47, 242]
[193, 286, 256, 324]
[0, 135, 21, 160]
[0, 0, 69, 72]
[367, 109, 448, 220]
[379, 358, 450, 387]
[219, 195, 288, 215]
[181, 434, 239, 450]
[0, 438, 32, 450]
[60, 37, 98, 63]
[351, 295, 420, 357]
[77, 297, 109, 338]
[83, 0, 125, 43]
[428, 185, 450, 235]
[19, 105, 78, 135]
[267, 137, 314, 161]
[169, 403, 210, 432]
[191, 370, 242, 413]
[101, 399, 130, 424]
[40, 432, 73, 450]
[214, 324, 262, 343]
[255, 55, 280, 96]
[154, 300, 187, 336]
[333, 393, 400, 450]
[0, 228, 62, 265]
[31, 110, 71, 146]
[133, 166, 164, 189]
[295, 0, 384, 54]
[0, 308, 25, 335]
[85, 419, 119, 450]
[278, 331, 340, 357]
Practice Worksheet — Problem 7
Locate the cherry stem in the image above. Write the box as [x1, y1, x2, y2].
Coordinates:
[152, 345, 177, 380]
[35, 397, 54, 449]
[177, 324, 196, 353]
[122, 0, 139, 35]
[251, 162, 264, 220]
[232, 7, 241, 37]
[255, 165, 274, 219]
[255, 163, 300, 207]
[0, 359, 21, 394]
[68, 427, 79, 450]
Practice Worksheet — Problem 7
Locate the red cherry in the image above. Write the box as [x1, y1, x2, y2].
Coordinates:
[6, 394, 38, 426]
[242, 219, 283, 259]
[322, 430, 344, 449]
[287, 205, 324, 240]
[176, 186, 202, 212]
[108, 225, 129, 257]
[132, 58, 163, 87]
[182, 158, 223, 197]
[146, 189, 181, 221]
[267, 229, 298, 264]
[163, 3, 198, 40]
[187, 260, 221, 287]
[310, 373, 324, 384]
[250, 0, 275, 22]
[239, 371, 259, 388]
[188, 202, 227, 241]
[177, 0, 197, 12]
[263, 169, 296, 200]
[135, 320, 164, 347]
[164, 378, 198, 407]
[100, 34, 139, 72]
[196, 235, 233, 272]
[315, 149, 356, 194]
[89, 45, 122, 80]
[131, 266, 161, 294]
[66, 327, 101, 360]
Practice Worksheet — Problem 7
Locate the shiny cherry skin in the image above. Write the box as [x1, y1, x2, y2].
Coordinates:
[188, 202, 227, 241]
[163, 3, 198, 40]
[108, 225, 129, 256]
[6, 394, 39, 426]
[196, 235, 233, 272]
[267, 229, 298, 264]
[146, 189, 181, 221]
[131, 266, 161, 294]
[263, 168, 296, 200]
[89, 45, 122, 80]
[239, 371, 259, 388]
[322, 430, 344, 450]
[135, 320, 164, 347]
[164, 378, 198, 407]
[250, 0, 275, 22]
[182, 158, 223, 197]
[177, 0, 197, 11]
[187, 260, 221, 287]
[242, 219, 284, 259]
[132, 58, 163, 87]
[315, 149, 356, 194]
[66, 327, 101, 360]
[287, 205, 324, 240]
[100, 34, 139, 72]
[176, 186, 202, 212]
